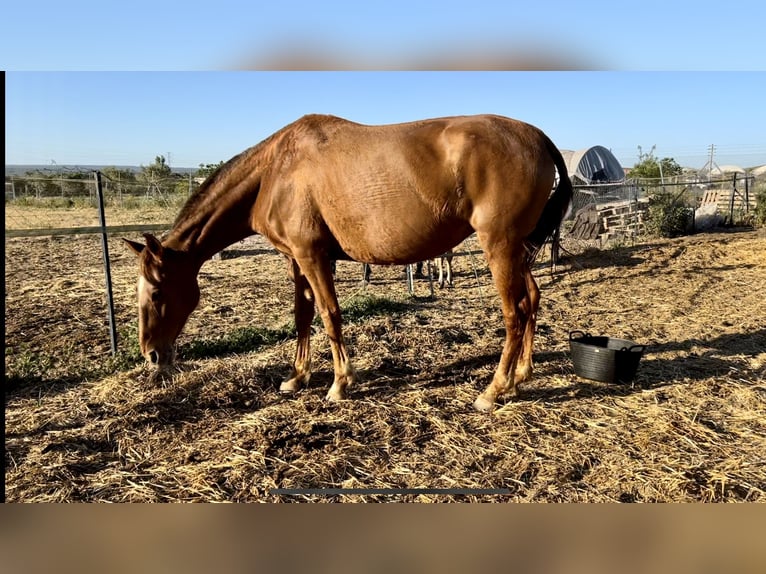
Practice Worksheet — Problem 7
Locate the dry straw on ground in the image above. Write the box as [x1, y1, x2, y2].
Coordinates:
[5, 227, 766, 502]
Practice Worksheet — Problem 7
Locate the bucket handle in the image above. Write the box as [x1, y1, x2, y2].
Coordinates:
[617, 345, 646, 353]
[569, 330, 590, 341]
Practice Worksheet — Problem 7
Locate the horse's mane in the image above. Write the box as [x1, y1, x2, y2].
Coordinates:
[171, 123, 295, 230]
[171, 148, 252, 229]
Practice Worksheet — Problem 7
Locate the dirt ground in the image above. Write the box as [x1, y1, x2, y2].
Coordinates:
[5, 226, 766, 502]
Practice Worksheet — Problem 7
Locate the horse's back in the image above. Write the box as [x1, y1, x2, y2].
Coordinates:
[258, 114, 558, 264]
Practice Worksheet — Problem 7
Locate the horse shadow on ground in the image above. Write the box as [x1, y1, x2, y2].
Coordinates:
[9, 327, 763, 438]
[553, 247, 648, 272]
[5, 294, 431, 404]
[5, 373, 84, 401]
[124, 363, 292, 428]
[112, 326, 766, 423]
[347, 326, 766, 406]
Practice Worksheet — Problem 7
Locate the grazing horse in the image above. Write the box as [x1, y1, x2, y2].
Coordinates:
[124, 114, 572, 411]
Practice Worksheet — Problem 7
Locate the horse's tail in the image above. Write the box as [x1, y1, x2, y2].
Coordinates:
[524, 135, 573, 265]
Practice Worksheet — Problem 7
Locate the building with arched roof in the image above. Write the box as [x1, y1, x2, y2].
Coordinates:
[560, 146, 625, 185]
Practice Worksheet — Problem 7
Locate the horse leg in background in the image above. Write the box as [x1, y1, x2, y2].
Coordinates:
[514, 265, 539, 384]
[437, 251, 454, 289]
[362, 263, 372, 284]
[280, 258, 316, 394]
[473, 237, 527, 412]
[296, 255, 357, 401]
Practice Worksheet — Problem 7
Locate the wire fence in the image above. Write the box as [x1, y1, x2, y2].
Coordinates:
[563, 174, 759, 247]
[4, 170, 761, 241]
[5, 169, 762, 358]
[5, 172, 198, 237]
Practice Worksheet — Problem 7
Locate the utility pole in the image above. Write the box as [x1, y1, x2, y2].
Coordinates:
[700, 144, 719, 181]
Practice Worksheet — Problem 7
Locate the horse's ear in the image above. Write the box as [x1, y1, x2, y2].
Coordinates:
[123, 238, 145, 256]
[143, 233, 164, 258]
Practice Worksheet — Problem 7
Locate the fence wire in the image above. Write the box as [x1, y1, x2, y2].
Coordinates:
[5, 174, 195, 236]
[4, 172, 761, 241]
[561, 175, 759, 248]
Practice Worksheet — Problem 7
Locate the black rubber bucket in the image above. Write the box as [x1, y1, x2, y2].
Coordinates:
[569, 331, 646, 384]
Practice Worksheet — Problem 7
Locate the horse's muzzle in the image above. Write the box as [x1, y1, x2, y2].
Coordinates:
[144, 346, 175, 369]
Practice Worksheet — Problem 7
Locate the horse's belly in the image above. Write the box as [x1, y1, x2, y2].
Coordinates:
[329, 208, 471, 265]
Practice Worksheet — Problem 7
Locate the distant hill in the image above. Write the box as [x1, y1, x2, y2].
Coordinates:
[5, 165, 197, 177]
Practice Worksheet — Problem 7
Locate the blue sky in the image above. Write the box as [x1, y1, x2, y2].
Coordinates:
[2, 1, 765, 71]
[6, 72, 765, 170]
[4, 2, 765, 170]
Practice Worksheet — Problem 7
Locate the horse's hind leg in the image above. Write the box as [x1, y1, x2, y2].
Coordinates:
[297, 255, 357, 402]
[515, 265, 539, 383]
[280, 259, 315, 394]
[473, 237, 527, 412]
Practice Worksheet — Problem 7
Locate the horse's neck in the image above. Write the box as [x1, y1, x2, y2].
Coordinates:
[164, 168, 261, 262]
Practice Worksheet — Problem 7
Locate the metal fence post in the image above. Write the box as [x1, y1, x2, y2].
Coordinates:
[95, 171, 118, 355]
[406, 264, 414, 295]
[426, 260, 434, 298]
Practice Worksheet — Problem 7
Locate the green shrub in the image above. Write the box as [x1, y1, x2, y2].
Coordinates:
[754, 186, 766, 226]
[646, 192, 692, 238]
[118, 195, 144, 209]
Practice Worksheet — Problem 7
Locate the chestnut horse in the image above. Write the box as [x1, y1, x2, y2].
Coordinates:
[124, 114, 572, 411]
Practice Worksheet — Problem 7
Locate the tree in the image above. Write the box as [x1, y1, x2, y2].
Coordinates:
[630, 147, 683, 180]
[139, 155, 175, 197]
[102, 166, 136, 183]
[195, 161, 225, 179]
[140, 155, 172, 181]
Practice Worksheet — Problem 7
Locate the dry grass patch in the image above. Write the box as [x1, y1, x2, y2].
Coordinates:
[6, 227, 766, 502]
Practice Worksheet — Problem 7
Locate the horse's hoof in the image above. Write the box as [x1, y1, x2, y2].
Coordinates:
[279, 379, 302, 394]
[325, 389, 347, 402]
[473, 396, 495, 412]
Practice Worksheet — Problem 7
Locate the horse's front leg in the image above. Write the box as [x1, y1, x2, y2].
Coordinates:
[280, 259, 315, 394]
[297, 255, 357, 402]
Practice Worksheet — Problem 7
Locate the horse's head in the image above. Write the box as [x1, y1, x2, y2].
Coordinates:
[123, 233, 200, 369]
